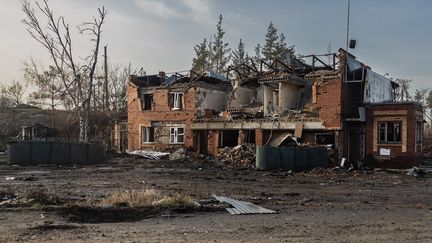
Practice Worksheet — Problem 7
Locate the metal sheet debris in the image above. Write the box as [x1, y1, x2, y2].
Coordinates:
[212, 195, 276, 215]
[126, 150, 169, 160]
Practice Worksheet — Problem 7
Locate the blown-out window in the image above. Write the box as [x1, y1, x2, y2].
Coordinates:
[141, 93, 153, 110]
[378, 122, 401, 143]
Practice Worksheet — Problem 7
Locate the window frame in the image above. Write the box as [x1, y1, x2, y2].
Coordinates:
[415, 121, 422, 144]
[378, 121, 402, 144]
[169, 92, 184, 110]
[141, 93, 153, 111]
[170, 127, 185, 144]
[140, 126, 155, 144]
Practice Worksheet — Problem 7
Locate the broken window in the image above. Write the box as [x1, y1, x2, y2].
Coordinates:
[378, 122, 401, 143]
[170, 127, 184, 144]
[141, 94, 153, 111]
[315, 133, 335, 145]
[169, 92, 183, 110]
[141, 126, 154, 143]
[220, 130, 239, 147]
[345, 55, 365, 82]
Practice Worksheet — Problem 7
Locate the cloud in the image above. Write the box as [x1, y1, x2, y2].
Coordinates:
[133, 0, 184, 19]
[181, 0, 215, 24]
[132, 0, 215, 25]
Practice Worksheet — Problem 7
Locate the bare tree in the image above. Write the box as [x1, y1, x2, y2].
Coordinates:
[395, 78, 412, 102]
[413, 88, 428, 106]
[0, 80, 27, 107]
[107, 64, 134, 112]
[22, 0, 107, 141]
[91, 63, 134, 112]
[426, 90, 432, 127]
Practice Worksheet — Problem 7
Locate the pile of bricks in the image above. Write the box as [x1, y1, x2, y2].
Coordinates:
[216, 144, 256, 166]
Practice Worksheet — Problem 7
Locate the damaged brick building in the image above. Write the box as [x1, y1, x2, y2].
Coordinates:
[125, 49, 424, 168]
[127, 71, 230, 151]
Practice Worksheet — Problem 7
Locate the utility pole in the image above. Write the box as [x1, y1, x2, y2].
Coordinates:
[104, 45, 109, 111]
[346, 0, 350, 51]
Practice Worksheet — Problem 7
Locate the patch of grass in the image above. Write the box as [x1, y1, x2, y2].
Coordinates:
[99, 189, 194, 209]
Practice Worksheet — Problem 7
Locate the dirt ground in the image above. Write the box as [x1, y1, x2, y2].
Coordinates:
[1, 154, 432, 243]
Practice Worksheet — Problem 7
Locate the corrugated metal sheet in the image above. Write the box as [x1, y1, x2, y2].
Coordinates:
[364, 70, 393, 103]
[213, 195, 276, 215]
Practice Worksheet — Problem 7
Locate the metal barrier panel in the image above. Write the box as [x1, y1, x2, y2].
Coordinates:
[280, 147, 295, 170]
[7, 141, 105, 166]
[256, 146, 280, 170]
[70, 142, 89, 164]
[256, 146, 329, 171]
[51, 142, 70, 165]
[7, 142, 31, 165]
[31, 141, 51, 165]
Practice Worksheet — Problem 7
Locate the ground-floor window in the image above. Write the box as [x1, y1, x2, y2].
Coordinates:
[141, 126, 155, 143]
[416, 121, 422, 144]
[170, 127, 184, 144]
[378, 121, 401, 143]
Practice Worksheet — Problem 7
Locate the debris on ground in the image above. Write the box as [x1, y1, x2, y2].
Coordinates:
[216, 144, 256, 166]
[212, 195, 276, 215]
[406, 166, 430, 177]
[169, 148, 187, 161]
[126, 150, 170, 160]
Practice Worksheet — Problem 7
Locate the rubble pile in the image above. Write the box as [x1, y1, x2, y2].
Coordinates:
[216, 144, 256, 166]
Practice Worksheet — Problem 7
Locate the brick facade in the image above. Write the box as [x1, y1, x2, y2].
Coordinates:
[127, 82, 196, 151]
[313, 76, 343, 130]
[365, 103, 423, 168]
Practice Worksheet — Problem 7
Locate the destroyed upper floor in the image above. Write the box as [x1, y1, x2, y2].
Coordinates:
[128, 49, 405, 127]
[128, 71, 231, 118]
[205, 49, 402, 123]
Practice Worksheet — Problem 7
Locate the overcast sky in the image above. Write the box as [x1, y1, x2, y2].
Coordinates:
[1, 0, 431, 90]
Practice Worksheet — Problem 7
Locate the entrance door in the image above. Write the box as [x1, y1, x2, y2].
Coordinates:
[194, 131, 208, 154]
[348, 124, 365, 164]
[120, 131, 128, 151]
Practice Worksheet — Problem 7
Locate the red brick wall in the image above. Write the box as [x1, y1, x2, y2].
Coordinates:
[365, 103, 423, 168]
[314, 77, 343, 130]
[207, 131, 220, 156]
[127, 82, 197, 151]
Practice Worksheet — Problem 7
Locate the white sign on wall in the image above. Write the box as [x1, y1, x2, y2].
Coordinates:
[379, 148, 391, 156]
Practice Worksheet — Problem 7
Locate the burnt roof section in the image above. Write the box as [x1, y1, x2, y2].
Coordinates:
[130, 71, 231, 91]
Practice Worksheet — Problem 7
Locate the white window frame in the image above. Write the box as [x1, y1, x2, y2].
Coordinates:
[170, 92, 183, 110]
[170, 127, 185, 144]
[141, 126, 154, 144]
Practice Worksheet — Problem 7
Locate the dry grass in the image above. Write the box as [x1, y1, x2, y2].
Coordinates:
[99, 189, 195, 209]
[27, 188, 64, 206]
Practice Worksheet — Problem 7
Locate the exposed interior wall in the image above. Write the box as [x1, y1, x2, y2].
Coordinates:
[228, 85, 263, 109]
[230, 86, 256, 108]
[196, 87, 229, 117]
